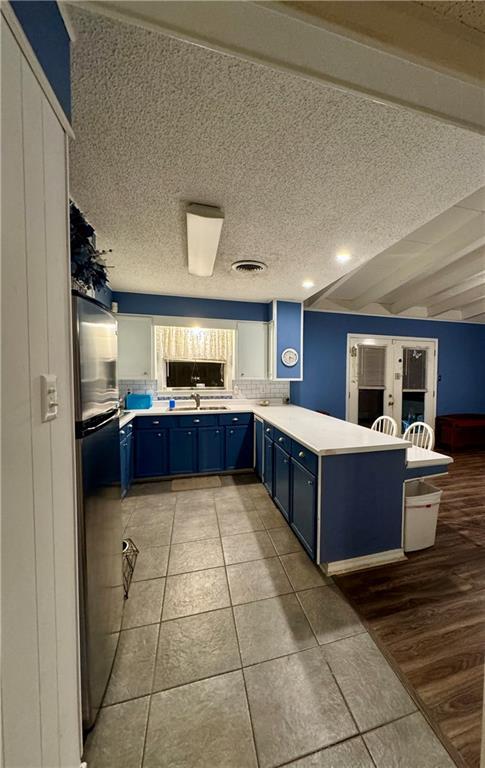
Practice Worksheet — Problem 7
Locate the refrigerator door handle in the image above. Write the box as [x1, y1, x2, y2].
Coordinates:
[85, 413, 118, 432]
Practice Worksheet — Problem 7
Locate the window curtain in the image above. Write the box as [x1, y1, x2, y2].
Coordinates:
[156, 326, 234, 383]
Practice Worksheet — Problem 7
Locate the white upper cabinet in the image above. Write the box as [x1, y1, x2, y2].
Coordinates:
[236, 321, 268, 379]
[117, 315, 153, 379]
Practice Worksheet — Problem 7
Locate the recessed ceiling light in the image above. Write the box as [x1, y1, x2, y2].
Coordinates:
[302, 279, 315, 289]
[336, 252, 351, 263]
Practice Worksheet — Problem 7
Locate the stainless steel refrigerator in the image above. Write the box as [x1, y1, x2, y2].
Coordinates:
[72, 292, 123, 732]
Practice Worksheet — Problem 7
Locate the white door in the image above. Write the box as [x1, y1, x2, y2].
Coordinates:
[348, 338, 395, 427]
[348, 335, 437, 432]
[393, 341, 437, 432]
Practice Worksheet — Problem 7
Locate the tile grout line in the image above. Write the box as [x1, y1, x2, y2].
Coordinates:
[214, 493, 262, 768]
[139, 489, 177, 768]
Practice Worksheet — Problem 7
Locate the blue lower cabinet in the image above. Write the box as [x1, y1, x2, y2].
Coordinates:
[120, 436, 128, 497]
[135, 429, 168, 478]
[198, 427, 224, 473]
[225, 424, 253, 470]
[126, 428, 134, 488]
[255, 419, 263, 479]
[273, 443, 291, 520]
[169, 428, 197, 475]
[291, 459, 316, 557]
[263, 435, 274, 495]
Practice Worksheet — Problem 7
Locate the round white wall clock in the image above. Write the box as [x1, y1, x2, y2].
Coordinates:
[281, 348, 299, 367]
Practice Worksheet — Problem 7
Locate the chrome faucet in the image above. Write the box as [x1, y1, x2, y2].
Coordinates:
[191, 392, 201, 409]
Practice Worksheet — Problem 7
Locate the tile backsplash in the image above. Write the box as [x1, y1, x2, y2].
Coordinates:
[232, 379, 290, 401]
[118, 378, 290, 402]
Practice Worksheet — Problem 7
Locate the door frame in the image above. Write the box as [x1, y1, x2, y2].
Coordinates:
[346, 333, 438, 431]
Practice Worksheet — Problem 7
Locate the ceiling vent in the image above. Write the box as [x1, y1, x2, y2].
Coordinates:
[231, 260, 267, 274]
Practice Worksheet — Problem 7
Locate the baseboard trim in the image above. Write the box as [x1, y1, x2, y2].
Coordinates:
[323, 548, 406, 576]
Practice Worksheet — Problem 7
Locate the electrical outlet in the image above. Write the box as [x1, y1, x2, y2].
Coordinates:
[41, 374, 58, 422]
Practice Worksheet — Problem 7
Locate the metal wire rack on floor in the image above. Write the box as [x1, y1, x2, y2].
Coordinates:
[122, 538, 139, 599]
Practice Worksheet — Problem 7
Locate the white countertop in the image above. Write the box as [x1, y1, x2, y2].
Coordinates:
[120, 401, 452, 468]
[120, 401, 411, 455]
[406, 445, 453, 469]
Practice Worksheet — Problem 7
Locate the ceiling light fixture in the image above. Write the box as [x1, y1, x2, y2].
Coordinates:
[336, 252, 351, 264]
[302, 280, 315, 289]
[186, 203, 224, 277]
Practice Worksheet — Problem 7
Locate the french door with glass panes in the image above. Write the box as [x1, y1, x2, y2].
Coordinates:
[347, 335, 437, 434]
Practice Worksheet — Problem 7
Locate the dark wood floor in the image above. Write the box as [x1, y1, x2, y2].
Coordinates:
[336, 450, 485, 768]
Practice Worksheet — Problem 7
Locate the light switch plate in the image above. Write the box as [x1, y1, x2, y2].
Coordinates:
[41, 374, 58, 422]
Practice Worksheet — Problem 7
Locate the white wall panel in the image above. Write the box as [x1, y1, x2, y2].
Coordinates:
[1, 19, 43, 767]
[1, 15, 81, 768]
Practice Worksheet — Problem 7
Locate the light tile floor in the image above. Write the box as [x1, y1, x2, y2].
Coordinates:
[84, 473, 457, 768]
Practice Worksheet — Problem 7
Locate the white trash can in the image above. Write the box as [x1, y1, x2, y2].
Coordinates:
[404, 480, 442, 552]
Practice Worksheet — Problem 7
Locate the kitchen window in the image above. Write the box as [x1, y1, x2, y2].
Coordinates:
[155, 325, 234, 391]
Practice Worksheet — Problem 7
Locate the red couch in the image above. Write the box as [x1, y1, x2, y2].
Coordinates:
[435, 414, 485, 450]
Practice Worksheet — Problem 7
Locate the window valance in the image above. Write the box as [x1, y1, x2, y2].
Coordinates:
[155, 326, 234, 364]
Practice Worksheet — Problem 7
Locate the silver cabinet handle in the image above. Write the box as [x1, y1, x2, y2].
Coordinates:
[120, 430, 125, 435]
[194, 419, 200, 423]
[187, 431, 192, 435]
[229, 429, 234, 434]
[233, 417, 239, 422]
[307, 480, 313, 486]
[266, 427, 271, 433]
[299, 451, 305, 458]
[278, 437, 285, 443]
[153, 420, 159, 425]
[157, 433, 161, 437]
[215, 430, 220, 435]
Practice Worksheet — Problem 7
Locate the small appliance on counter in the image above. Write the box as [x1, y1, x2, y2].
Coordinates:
[125, 392, 153, 409]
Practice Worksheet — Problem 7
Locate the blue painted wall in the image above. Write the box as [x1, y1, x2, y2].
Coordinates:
[11, 1, 71, 119]
[275, 301, 303, 380]
[291, 311, 485, 417]
[113, 291, 272, 322]
[95, 284, 113, 310]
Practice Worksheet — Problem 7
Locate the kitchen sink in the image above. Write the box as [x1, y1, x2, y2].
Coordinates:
[172, 405, 228, 412]
[200, 406, 228, 411]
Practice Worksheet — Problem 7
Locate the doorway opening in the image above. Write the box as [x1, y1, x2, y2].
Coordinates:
[346, 335, 437, 433]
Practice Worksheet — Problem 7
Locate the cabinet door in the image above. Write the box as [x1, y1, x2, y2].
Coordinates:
[225, 424, 253, 470]
[117, 315, 153, 379]
[126, 432, 134, 488]
[120, 438, 128, 497]
[198, 427, 224, 473]
[273, 443, 291, 520]
[255, 419, 263, 479]
[291, 460, 317, 557]
[263, 435, 273, 494]
[237, 321, 267, 379]
[169, 428, 197, 475]
[134, 429, 167, 477]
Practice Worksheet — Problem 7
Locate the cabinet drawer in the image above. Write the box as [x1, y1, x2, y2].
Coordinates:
[218, 412, 252, 426]
[291, 440, 318, 476]
[178, 414, 217, 427]
[263, 422, 274, 439]
[274, 428, 291, 453]
[136, 415, 177, 430]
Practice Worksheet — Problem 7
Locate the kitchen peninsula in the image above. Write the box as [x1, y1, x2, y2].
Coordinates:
[120, 401, 452, 575]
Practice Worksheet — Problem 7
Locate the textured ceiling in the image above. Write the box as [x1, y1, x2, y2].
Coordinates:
[416, 1, 485, 34]
[69, 6, 485, 301]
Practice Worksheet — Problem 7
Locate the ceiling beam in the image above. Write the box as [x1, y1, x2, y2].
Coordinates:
[389, 246, 485, 314]
[461, 298, 485, 320]
[349, 216, 485, 310]
[427, 282, 485, 316]
[79, 1, 485, 134]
